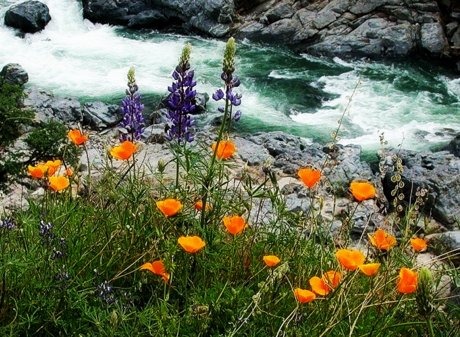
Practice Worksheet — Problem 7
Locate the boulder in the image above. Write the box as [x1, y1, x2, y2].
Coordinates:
[4, 1, 51, 33]
[0, 63, 28, 86]
[265, 3, 295, 24]
[444, 134, 460, 157]
[81, 0, 147, 25]
[234, 137, 272, 166]
[82, 101, 121, 130]
[380, 150, 460, 229]
[420, 22, 449, 54]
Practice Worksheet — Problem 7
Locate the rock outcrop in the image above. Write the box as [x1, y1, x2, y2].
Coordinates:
[4, 0, 51, 33]
[79, 0, 459, 63]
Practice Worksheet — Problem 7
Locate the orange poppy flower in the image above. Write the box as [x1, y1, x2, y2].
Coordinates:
[28, 163, 48, 179]
[309, 276, 330, 296]
[45, 160, 62, 176]
[397, 268, 418, 294]
[368, 229, 397, 251]
[156, 199, 182, 217]
[68, 129, 88, 145]
[350, 181, 376, 202]
[178, 236, 206, 254]
[294, 288, 316, 304]
[140, 260, 170, 282]
[322, 270, 341, 288]
[48, 176, 70, 192]
[223, 215, 247, 236]
[410, 238, 427, 252]
[263, 255, 281, 267]
[211, 140, 236, 160]
[110, 140, 137, 160]
[358, 263, 381, 277]
[336, 249, 365, 271]
[298, 168, 321, 188]
[309, 271, 341, 296]
[195, 200, 212, 211]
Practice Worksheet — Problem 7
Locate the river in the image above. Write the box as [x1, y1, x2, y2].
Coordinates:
[1, 0, 459, 151]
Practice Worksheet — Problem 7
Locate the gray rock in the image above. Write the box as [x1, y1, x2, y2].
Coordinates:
[82, 0, 134, 25]
[444, 134, 460, 157]
[247, 131, 325, 174]
[381, 149, 460, 228]
[350, 0, 399, 15]
[234, 137, 272, 166]
[0, 63, 28, 86]
[265, 3, 295, 24]
[451, 27, 460, 47]
[128, 10, 168, 28]
[445, 22, 458, 37]
[420, 22, 448, 54]
[427, 231, 460, 265]
[193, 92, 209, 114]
[285, 193, 311, 213]
[50, 97, 82, 123]
[82, 101, 121, 130]
[4, 0, 51, 33]
[141, 124, 166, 144]
[313, 8, 339, 29]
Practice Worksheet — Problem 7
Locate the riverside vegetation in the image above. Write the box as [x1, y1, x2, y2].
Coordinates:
[0, 39, 459, 336]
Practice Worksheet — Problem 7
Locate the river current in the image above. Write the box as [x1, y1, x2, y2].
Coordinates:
[1, 0, 459, 151]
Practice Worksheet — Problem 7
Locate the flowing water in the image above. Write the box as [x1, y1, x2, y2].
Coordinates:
[1, 0, 459, 151]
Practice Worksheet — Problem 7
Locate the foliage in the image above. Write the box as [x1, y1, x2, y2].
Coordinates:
[25, 120, 80, 167]
[0, 81, 33, 148]
[0, 41, 458, 337]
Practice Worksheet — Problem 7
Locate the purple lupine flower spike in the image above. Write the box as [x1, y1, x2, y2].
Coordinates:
[119, 67, 145, 142]
[215, 37, 242, 124]
[165, 43, 196, 144]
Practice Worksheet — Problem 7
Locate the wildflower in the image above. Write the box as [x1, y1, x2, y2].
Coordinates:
[195, 200, 211, 211]
[110, 140, 137, 160]
[416, 267, 434, 316]
[119, 67, 144, 142]
[0, 218, 15, 230]
[350, 181, 376, 202]
[309, 271, 341, 296]
[178, 236, 206, 254]
[397, 268, 418, 294]
[358, 263, 381, 277]
[368, 229, 397, 251]
[336, 249, 365, 271]
[68, 129, 88, 145]
[45, 160, 62, 176]
[212, 140, 236, 160]
[410, 238, 427, 252]
[96, 280, 117, 305]
[140, 260, 170, 282]
[298, 168, 321, 188]
[223, 215, 246, 236]
[39, 220, 55, 245]
[322, 270, 341, 288]
[156, 199, 182, 217]
[213, 37, 242, 125]
[165, 43, 196, 143]
[28, 163, 48, 179]
[48, 176, 70, 192]
[263, 255, 281, 267]
[294, 288, 316, 304]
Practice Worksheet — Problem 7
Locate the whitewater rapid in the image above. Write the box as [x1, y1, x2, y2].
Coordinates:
[1, 0, 459, 151]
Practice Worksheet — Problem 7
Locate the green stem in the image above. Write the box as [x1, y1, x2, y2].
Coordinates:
[199, 94, 230, 229]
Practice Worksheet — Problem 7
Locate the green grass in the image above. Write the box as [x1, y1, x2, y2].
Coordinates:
[0, 140, 458, 336]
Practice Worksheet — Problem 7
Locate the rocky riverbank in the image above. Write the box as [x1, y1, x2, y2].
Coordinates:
[1, 63, 459, 234]
[75, 0, 460, 69]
